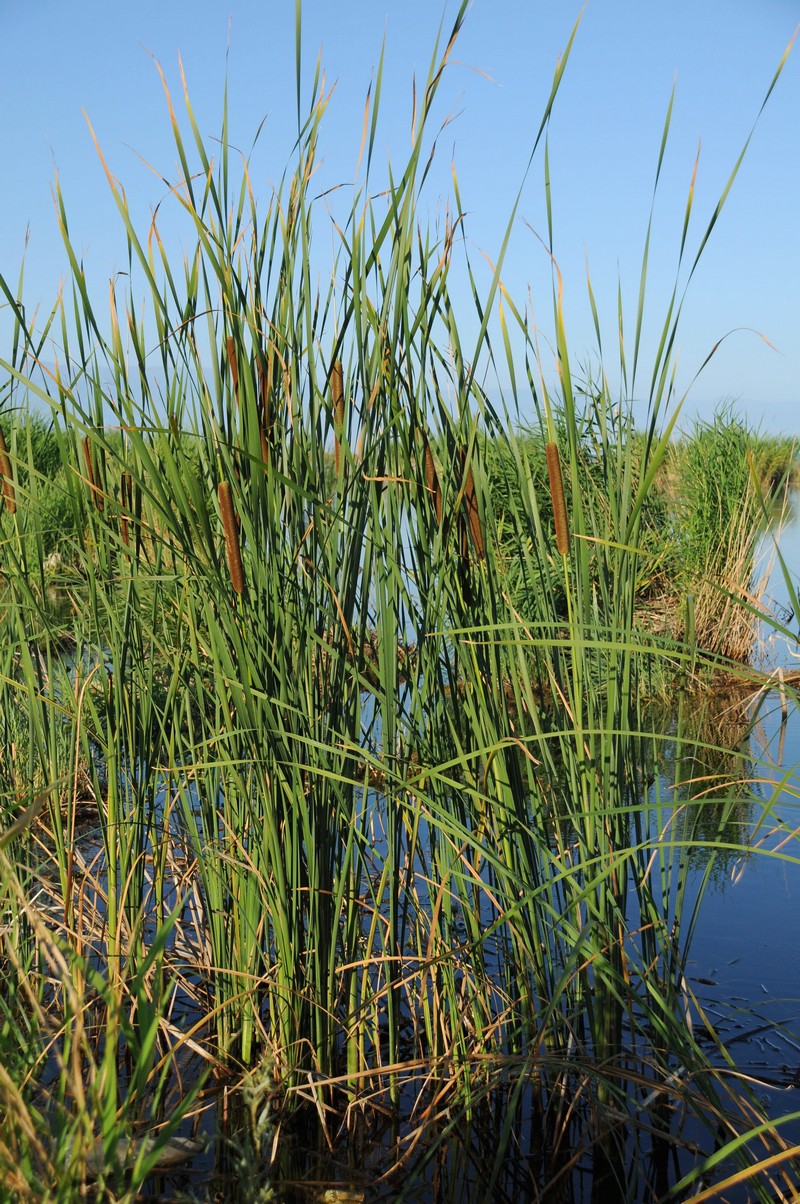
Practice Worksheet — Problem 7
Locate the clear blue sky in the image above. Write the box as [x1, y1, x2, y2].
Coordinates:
[2, 0, 798, 433]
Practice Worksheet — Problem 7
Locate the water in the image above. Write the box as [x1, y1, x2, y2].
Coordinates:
[757, 489, 800, 670]
[686, 684, 800, 1086]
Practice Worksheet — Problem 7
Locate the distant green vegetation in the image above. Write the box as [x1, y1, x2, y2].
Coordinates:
[486, 404, 796, 671]
[1, 7, 799, 1202]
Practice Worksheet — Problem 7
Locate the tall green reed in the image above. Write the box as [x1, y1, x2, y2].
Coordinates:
[1, 5, 799, 1199]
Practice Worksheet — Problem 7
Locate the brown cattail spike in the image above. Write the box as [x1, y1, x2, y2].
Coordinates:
[226, 337, 239, 404]
[423, 436, 442, 528]
[82, 436, 104, 513]
[462, 457, 485, 561]
[332, 360, 345, 476]
[546, 441, 570, 555]
[0, 425, 17, 515]
[82, 437, 95, 487]
[219, 480, 245, 595]
[258, 424, 270, 466]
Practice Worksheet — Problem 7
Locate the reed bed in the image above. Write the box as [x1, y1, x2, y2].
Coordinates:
[486, 405, 797, 676]
[1, 7, 800, 1200]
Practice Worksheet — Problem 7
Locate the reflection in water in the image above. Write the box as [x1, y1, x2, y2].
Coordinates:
[179, 690, 800, 1202]
[651, 690, 762, 885]
[30, 651, 800, 1200]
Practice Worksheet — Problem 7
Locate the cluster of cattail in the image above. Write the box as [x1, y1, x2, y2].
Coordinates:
[0, 425, 16, 515]
[417, 434, 571, 602]
[421, 438, 486, 560]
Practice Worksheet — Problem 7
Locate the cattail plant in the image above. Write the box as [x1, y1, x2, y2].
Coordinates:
[120, 471, 132, 548]
[0, 425, 16, 515]
[258, 352, 271, 463]
[226, 336, 240, 404]
[82, 434, 104, 512]
[461, 451, 485, 560]
[0, 9, 796, 1199]
[219, 480, 245, 595]
[545, 440, 570, 554]
[332, 359, 345, 476]
[422, 434, 442, 527]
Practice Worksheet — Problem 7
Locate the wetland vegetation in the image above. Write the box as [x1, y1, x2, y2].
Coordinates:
[1, 6, 800, 1201]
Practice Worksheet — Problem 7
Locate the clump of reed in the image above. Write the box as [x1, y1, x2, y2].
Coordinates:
[0, 413, 80, 582]
[1, 5, 799, 1200]
[487, 403, 796, 677]
[0, 785, 203, 1202]
[667, 408, 796, 661]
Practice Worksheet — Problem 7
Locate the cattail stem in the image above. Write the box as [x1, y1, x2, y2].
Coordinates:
[461, 452, 485, 560]
[226, 336, 239, 404]
[332, 360, 345, 475]
[546, 441, 570, 555]
[0, 425, 16, 515]
[120, 472, 132, 548]
[219, 480, 245, 595]
[258, 352, 272, 464]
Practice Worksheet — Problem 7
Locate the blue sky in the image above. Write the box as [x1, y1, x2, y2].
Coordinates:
[2, 0, 798, 433]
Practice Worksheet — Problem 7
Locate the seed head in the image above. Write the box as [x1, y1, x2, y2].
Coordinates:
[332, 360, 345, 475]
[546, 441, 570, 555]
[219, 480, 245, 595]
[423, 436, 442, 528]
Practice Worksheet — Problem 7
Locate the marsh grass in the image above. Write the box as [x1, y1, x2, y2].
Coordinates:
[1, 6, 800, 1200]
[487, 404, 797, 677]
[668, 408, 796, 661]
